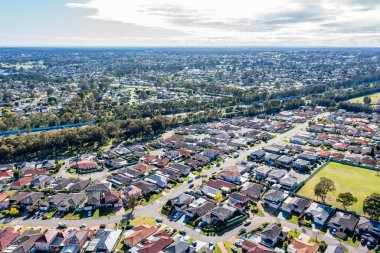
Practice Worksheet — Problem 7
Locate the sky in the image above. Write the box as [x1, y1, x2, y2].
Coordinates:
[1, 0, 380, 47]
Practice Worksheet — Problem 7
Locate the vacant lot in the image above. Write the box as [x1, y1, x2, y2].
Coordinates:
[348, 92, 380, 105]
[298, 162, 380, 214]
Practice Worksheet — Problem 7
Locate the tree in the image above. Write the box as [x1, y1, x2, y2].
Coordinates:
[314, 177, 335, 202]
[337, 192, 357, 210]
[127, 195, 138, 214]
[363, 193, 380, 219]
[9, 207, 19, 216]
[214, 193, 223, 201]
[363, 96, 371, 105]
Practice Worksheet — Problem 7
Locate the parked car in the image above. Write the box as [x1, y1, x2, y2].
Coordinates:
[57, 222, 67, 229]
[156, 217, 163, 222]
[189, 184, 194, 188]
[244, 220, 251, 226]
[173, 212, 183, 221]
[179, 229, 186, 235]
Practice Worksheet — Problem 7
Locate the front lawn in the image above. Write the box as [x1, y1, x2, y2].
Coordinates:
[92, 208, 116, 219]
[140, 193, 163, 206]
[130, 216, 157, 226]
[297, 162, 380, 215]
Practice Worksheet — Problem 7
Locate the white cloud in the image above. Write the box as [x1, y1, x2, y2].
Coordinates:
[66, 0, 380, 46]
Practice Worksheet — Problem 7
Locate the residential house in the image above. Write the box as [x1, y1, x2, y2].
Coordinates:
[281, 196, 311, 216]
[202, 205, 236, 225]
[260, 224, 288, 248]
[68, 179, 91, 192]
[131, 231, 173, 253]
[279, 175, 298, 191]
[108, 174, 132, 188]
[10, 176, 35, 190]
[105, 158, 128, 169]
[217, 166, 241, 184]
[84, 192, 101, 211]
[0, 227, 20, 252]
[287, 239, 319, 253]
[4, 229, 42, 253]
[248, 150, 266, 162]
[327, 211, 359, 236]
[165, 239, 195, 253]
[104, 191, 122, 208]
[145, 173, 169, 188]
[61, 230, 94, 253]
[58, 193, 86, 212]
[85, 229, 122, 253]
[133, 163, 156, 174]
[275, 155, 293, 169]
[132, 181, 158, 195]
[168, 164, 191, 176]
[171, 193, 195, 212]
[19, 192, 44, 210]
[72, 160, 100, 174]
[123, 185, 142, 201]
[35, 229, 68, 252]
[30, 175, 53, 189]
[123, 225, 158, 247]
[9, 191, 29, 206]
[255, 166, 272, 181]
[118, 167, 142, 180]
[40, 193, 68, 211]
[86, 182, 111, 193]
[185, 198, 217, 219]
[355, 217, 380, 242]
[298, 151, 319, 164]
[227, 193, 250, 209]
[266, 170, 286, 184]
[241, 183, 265, 202]
[242, 239, 275, 253]
[293, 159, 311, 172]
[305, 202, 334, 227]
[264, 153, 280, 166]
[262, 189, 288, 209]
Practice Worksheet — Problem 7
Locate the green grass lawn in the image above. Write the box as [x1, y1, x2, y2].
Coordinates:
[140, 193, 163, 206]
[223, 241, 235, 253]
[214, 244, 223, 253]
[297, 162, 380, 214]
[348, 92, 380, 105]
[129, 216, 157, 226]
[92, 208, 116, 219]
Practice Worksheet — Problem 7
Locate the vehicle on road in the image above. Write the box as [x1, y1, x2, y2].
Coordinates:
[189, 184, 194, 188]
[156, 217, 163, 222]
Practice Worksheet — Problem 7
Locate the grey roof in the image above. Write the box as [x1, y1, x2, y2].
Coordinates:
[261, 224, 285, 241]
[165, 239, 195, 253]
[328, 211, 359, 232]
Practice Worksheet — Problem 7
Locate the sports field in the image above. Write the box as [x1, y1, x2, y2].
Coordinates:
[297, 162, 380, 214]
[348, 92, 380, 105]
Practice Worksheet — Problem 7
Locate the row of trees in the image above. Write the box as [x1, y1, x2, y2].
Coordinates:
[313, 177, 380, 219]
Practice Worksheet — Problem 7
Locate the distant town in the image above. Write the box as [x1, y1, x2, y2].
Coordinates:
[0, 48, 379, 253]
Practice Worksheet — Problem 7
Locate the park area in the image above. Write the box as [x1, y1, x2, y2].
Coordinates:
[297, 162, 380, 215]
[348, 92, 380, 105]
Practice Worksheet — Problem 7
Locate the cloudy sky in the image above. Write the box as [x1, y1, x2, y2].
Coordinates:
[1, 0, 380, 46]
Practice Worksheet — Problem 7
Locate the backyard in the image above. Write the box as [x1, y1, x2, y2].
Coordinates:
[297, 162, 380, 214]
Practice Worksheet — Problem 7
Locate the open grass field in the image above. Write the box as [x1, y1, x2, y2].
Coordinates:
[297, 162, 380, 214]
[348, 92, 380, 105]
